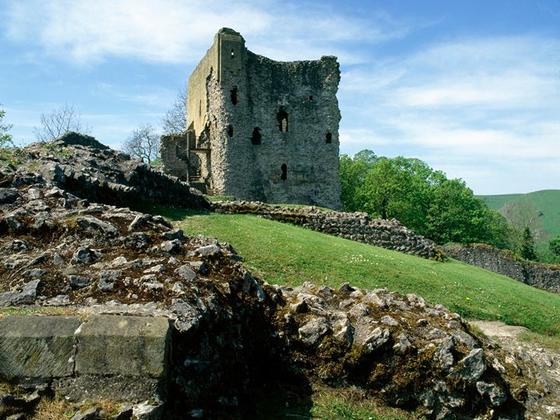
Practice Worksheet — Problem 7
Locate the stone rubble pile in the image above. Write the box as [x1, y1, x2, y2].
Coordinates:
[213, 201, 444, 260]
[2, 132, 209, 211]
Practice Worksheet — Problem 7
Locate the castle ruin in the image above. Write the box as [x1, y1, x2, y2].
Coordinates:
[161, 28, 342, 209]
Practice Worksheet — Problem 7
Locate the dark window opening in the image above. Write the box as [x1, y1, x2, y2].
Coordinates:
[227, 125, 233, 137]
[281, 164, 287, 180]
[199, 100, 202, 117]
[309, 95, 313, 101]
[277, 107, 289, 132]
[326, 132, 332, 143]
[230, 48, 235, 58]
[230, 86, 238, 105]
[251, 127, 262, 145]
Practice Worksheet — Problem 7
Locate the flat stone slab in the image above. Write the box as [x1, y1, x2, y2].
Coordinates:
[0, 315, 81, 379]
[75, 315, 170, 378]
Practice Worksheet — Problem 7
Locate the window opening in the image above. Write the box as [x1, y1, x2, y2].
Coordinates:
[277, 108, 288, 132]
[251, 127, 262, 145]
[326, 132, 332, 143]
[227, 125, 233, 137]
[281, 164, 287, 180]
[230, 86, 238, 105]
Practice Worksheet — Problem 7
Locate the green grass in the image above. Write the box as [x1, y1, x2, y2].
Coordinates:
[167, 210, 560, 337]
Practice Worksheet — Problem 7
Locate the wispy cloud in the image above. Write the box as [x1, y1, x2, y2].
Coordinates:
[2, 0, 410, 65]
[339, 35, 560, 193]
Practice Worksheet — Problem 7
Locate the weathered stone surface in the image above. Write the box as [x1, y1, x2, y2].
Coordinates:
[163, 28, 341, 209]
[0, 280, 41, 306]
[0, 316, 80, 379]
[75, 315, 169, 378]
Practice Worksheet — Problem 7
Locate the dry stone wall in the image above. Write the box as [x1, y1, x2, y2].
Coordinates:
[444, 243, 560, 293]
[213, 201, 442, 260]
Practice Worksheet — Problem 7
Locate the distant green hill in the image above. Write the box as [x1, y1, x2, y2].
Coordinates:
[480, 190, 560, 261]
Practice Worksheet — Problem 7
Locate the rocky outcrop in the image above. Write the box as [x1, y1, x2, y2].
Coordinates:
[444, 243, 560, 293]
[0, 132, 209, 211]
[213, 200, 443, 260]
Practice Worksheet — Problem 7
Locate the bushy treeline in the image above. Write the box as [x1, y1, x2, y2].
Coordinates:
[340, 150, 514, 248]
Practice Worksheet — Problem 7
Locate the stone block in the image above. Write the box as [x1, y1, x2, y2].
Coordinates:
[0, 316, 80, 379]
[75, 315, 170, 378]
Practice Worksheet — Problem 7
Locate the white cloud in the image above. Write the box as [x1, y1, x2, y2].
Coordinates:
[2, 0, 409, 64]
[339, 35, 560, 194]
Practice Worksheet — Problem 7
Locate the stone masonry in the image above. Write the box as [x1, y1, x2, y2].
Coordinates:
[444, 243, 560, 293]
[161, 28, 342, 209]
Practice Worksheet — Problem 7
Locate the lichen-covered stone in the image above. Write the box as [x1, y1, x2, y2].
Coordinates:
[74, 315, 169, 378]
[0, 316, 80, 379]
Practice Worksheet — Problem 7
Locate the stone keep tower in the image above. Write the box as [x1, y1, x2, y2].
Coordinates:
[161, 28, 342, 209]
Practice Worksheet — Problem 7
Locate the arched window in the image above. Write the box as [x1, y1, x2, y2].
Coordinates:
[281, 164, 287, 180]
[277, 108, 288, 133]
[227, 125, 233, 137]
[251, 127, 262, 145]
[230, 86, 238, 105]
[325, 132, 332, 143]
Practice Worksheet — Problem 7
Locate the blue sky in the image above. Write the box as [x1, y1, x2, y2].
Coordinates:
[0, 0, 559, 195]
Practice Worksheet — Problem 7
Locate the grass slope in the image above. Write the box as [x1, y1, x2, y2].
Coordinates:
[166, 210, 560, 337]
[481, 189, 560, 239]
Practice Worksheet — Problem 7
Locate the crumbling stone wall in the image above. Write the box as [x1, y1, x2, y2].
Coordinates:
[3, 132, 210, 211]
[160, 134, 190, 180]
[213, 201, 442, 260]
[164, 28, 342, 209]
[444, 243, 560, 293]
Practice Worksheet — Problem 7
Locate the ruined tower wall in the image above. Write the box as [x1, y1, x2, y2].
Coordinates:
[183, 28, 342, 209]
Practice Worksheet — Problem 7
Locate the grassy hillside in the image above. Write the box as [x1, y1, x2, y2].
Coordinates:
[163, 210, 560, 337]
[481, 189, 560, 239]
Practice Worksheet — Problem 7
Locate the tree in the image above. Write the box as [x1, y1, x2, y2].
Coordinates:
[123, 124, 160, 165]
[359, 157, 439, 233]
[34, 104, 85, 142]
[339, 154, 371, 212]
[0, 107, 13, 147]
[161, 89, 187, 135]
[549, 236, 560, 257]
[498, 201, 546, 242]
[520, 227, 537, 261]
[338, 150, 514, 248]
[425, 179, 507, 245]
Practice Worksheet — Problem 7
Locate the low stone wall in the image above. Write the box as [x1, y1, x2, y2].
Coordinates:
[444, 243, 560, 293]
[212, 201, 442, 260]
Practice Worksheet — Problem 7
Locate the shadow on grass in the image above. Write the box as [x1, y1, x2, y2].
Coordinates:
[138, 204, 211, 221]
